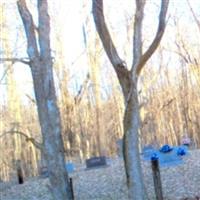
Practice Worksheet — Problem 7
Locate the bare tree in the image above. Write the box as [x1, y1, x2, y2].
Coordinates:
[17, 0, 72, 199]
[92, 0, 169, 199]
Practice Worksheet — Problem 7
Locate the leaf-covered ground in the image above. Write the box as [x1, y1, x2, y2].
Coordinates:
[1, 150, 200, 200]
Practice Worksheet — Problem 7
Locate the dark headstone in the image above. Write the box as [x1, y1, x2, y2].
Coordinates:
[86, 156, 107, 169]
[69, 178, 75, 200]
[151, 159, 163, 200]
[16, 160, 24, 184]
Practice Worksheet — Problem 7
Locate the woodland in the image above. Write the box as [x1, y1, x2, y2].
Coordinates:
[1, 0, 200, 200]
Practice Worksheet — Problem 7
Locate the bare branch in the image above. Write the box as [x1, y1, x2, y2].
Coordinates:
[186, 0, 200, 33]
[37, 0, 51, 60]
[17, 0, 39, 60]
[160, 98, 175, 110]
[92, 0, 131, 98]
[0, 66, 11, 84]
[74, 73, 90, 104]
[0, 57, 30, 65]
[175, 40, 193, 64]
[92, 0, 127, 69]
[0, 57, 30, 84]
[0, 130, 43, 150]
[25, 94, 36, 104]
[136, 0, 169, 75]
[0, 157, 15, 170]
[132, 0, 145, 70]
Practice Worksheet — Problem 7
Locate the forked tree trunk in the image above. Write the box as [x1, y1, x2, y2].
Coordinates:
[92, 1, 169, 199]
[17, 0, 72, 199]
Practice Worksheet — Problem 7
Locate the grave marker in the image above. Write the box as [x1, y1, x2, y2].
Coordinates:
[86, 156, 107, 169]
[151, 158, 163, 200]
[158, 148, 183, 167]
[158, 145, 188, 167]
[142, 145, 188, 167]
[16, 160, 24, 184]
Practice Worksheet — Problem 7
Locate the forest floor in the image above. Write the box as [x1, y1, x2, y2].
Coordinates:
[1, 150, 200, 200]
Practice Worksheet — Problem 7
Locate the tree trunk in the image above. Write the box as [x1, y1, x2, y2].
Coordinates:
[30, 60, 72, 200]
[123, 79, 147, 200]
[17, 0, 73, 198]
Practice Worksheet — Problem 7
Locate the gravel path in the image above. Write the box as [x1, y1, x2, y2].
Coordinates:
[1, 150, 200, 200]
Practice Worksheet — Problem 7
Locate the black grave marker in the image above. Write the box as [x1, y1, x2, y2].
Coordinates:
[86, 156, 107, 169]
[151, 158, 163, 200]
[16, 160, 24, 184]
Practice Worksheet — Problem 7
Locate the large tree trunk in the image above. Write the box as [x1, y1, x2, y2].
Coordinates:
[17, 0, 72, 199]
[123, 79, 147, 200]
[30, 60, 72, 199]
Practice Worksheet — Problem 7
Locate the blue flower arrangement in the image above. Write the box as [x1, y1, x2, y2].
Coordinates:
[177, 147, 186, 156]
[159, 144, 173, 153]
[151, 153, 159, 161]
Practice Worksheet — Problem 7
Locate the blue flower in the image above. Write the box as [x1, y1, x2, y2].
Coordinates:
[151, 153, 159, 161]
[159, 144, 173, 153]
[177, 147, 186, 156]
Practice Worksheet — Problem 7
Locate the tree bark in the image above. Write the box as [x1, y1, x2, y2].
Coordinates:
[92, 0, 169, 199]
[17, 0, 72, 199]
[30, 61, 72, 200]
[123, 78, 147, 200]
